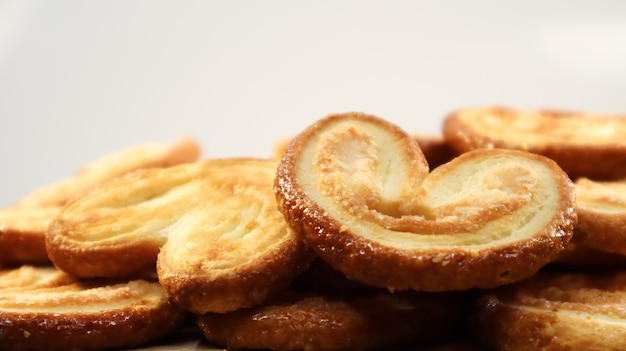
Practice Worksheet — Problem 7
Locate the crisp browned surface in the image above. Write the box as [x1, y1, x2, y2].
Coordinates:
[156, 158, 314, 314]
[0, 206, 61, 266]
[198, 286, 467, 351]
[275, 112, 577, 292]
[472, 270, 626, 351]
[443, 106, 626, 180]
[15, 136, 201, 208]
[8, 109, 626, 350]
[0, 265, 187, 351]
[195, 260, 471, 351]
[46, 159, 242, 278]
[47, 159, 314, 316]
[573, 177, 626, 256]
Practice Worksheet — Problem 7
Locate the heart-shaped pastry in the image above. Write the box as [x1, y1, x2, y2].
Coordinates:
[275, 112, 577, 291]
[47, 158, 314, 314]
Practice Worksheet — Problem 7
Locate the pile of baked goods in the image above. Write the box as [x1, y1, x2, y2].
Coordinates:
[1, 107, 626, 350]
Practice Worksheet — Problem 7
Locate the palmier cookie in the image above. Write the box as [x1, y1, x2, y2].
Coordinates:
[0, 265, 187, 351]
[47, 158, 314, 314]
[571, 177, 626, 256]
[275, 112, 577, 292]
[0, 206, 61, 266]
[15, 136, 201, 208]
[472, 270, 626, 351]
[443, 106, 626, 180]
[197, 288, 467, 351]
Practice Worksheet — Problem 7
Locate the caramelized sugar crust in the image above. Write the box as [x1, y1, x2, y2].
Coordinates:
[443, 106, 626, 180]
[472, 270, 626, 351]
[572, 177, 626, 256]
[0, 265, 187, 351]
[199, 290, 466, 351]
[275, 112, 577, 292]
[46, 158, 241, 278]
[46, 157, 313, 313]
[198, 260, 468, 351]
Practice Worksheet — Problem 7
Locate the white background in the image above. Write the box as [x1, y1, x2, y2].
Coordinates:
[1, 1, 626, 207]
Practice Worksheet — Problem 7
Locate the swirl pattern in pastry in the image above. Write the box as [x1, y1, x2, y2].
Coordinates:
[275, 112, 577, 291]
[47, 158, 314, 313]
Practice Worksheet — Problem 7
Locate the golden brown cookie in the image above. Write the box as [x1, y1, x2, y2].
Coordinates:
[197, 281, 467, 351]
[0, 206, 61, 266]
[156, 158, 314, 314]
[572, 177, 626, 256]
[15, 136, 201, 208]
[275, 112, 577, 292]
[443, 106, 626, 180]
[47, 158, 314, 314]
[0, 265, 187, 351]
[472, 270, 626, 351]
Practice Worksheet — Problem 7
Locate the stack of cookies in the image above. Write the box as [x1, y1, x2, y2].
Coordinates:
[2, 106, 626, 351]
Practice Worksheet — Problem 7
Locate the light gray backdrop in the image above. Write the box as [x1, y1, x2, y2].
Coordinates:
[2, 0, 625, 207]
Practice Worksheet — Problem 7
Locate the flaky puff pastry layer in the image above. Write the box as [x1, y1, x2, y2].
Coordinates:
[47, 158, 314, 314]
[443, 106, 626, 180]
[572, 177, 626, 256]
[472, 270, 626, 351]
[1, 137, 200, 267]
[275, 112, 577, 292]
[0, 265, 187, 351]
[157, 159, 314, 314]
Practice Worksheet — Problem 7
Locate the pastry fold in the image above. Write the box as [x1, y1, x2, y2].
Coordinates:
[275, 112, 577, 291]
[443, 106, 626, 180]
[47, 158, 314, 314]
